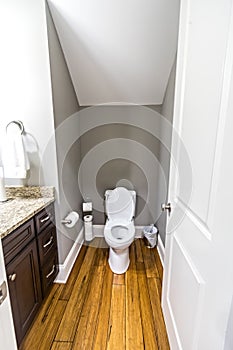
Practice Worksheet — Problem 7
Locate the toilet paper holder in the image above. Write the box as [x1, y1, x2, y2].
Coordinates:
[61, 211, 79, 228]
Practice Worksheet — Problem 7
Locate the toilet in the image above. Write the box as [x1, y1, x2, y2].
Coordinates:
[104, 187, 136, 274]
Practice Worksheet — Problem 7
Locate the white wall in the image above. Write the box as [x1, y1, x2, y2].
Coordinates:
[0, 0, 64, 259]
[0, 0, 58, 190]
[48, 0, 180, 105]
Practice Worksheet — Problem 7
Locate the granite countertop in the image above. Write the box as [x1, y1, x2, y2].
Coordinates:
[0, 186, 55, 239]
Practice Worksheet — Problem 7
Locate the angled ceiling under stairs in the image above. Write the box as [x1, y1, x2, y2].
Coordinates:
[47, 0, 180, 106]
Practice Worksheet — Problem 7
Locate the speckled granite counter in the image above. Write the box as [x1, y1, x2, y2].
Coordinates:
[0, 186, 55, 239]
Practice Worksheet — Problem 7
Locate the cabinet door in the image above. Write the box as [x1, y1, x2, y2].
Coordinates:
[6, 240, 42, 346]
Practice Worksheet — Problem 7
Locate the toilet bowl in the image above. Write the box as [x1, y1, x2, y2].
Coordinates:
[104, 187, 136, 274]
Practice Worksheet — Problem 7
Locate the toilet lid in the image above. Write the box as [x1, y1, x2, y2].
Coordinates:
[106, 187, 134, 221]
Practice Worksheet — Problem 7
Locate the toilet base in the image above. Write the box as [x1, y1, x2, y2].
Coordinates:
[108, 247, 130, 274]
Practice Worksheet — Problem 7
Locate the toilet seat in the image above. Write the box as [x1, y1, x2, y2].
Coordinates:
[104, 220, 135, 249]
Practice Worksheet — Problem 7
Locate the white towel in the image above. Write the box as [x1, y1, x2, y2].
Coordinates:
[2, 123, 30, 179]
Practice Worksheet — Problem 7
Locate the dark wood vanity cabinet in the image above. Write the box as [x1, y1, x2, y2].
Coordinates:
[5, 239, 42, 346]
[2, 203, 58, 346]
[35, 204, 58, 297]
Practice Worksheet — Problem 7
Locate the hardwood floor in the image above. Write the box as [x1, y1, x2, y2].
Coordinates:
[19, 239, 169, 350]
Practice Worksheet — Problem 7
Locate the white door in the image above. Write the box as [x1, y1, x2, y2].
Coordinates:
[162, 0, 233, 349]
[0, 243, 17, 350]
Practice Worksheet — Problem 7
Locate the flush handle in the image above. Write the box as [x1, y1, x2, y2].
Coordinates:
[161, 203, 171, 216]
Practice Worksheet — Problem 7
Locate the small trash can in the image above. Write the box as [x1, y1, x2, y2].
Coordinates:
[143, 225, 158, 248]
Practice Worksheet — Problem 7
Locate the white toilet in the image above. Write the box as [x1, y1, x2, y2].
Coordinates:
[104, 187, 136, 274]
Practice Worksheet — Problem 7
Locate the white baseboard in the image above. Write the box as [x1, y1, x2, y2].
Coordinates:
[157, 233, 165, 267]
[93, 225, 104, 237]
[54, 227, 84, 284]
[135, 226, 144, 238]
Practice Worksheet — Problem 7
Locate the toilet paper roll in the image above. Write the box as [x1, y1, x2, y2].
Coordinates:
[83, 202, 92, 212]
[63, 211, 79, 228]
[84, 214, 93, 222]
[84, 215, 93, 241]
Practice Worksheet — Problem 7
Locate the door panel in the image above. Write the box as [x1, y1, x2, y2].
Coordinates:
[167, 235, 205, 349]
[177, 0, 231, 222]
[162, 0, 233, 349]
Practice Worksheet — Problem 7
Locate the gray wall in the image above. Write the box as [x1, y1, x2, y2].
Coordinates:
[78, 105, 164, 227]
[46, 6, 83, 263]
[156, 58, 177, 246]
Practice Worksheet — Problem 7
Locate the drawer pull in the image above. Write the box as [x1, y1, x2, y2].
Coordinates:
[43, 236, 54, 248]
[40, 215, 50, 223]
[8, 273, 17, 282]
[46, 265, 55, 279]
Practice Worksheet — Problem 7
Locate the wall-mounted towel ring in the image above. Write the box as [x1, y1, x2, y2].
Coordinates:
[6, 120, 24, 134]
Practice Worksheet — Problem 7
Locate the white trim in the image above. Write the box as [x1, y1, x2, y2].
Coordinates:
[135, 226, 144, 238]
[157, 233, 165, 267]
[54, 227, 84, 284]
[93, 225, 104, 237]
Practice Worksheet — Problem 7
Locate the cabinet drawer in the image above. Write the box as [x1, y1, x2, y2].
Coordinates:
[35, 203, 55, 234]
[41, 251, 58, 297]
[2, 219, 35, 265]
[37, 224, 57, 266]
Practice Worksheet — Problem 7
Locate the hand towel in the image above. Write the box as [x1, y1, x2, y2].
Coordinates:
[2, 122, 30, 179]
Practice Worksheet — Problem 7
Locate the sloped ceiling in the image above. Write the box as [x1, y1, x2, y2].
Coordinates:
[48, 0, 180, 106]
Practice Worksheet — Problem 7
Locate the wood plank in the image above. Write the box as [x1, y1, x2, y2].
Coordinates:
[55, 247, 96, 342]
[19, 284, 63, 350]
[156, 276, 162, 301]
[113, 273, 125, 285]
[51, 342, 72, 350]
[126, 242, 144, 350]
[93, 265, 113, 350]
[59, 245, 87, 300]
[140, 240, 160, 278]
[20, 299, 67, 350]
[107, 285, 125, 350]
[20, 242, 169, 350]
[136, 262, 158, 350]
[135, 238, 144, 263]
[153, 248, 163, 281]
[72, 265, 105, 349]
[94, 240, 108, 266]
[147, 278, 170, 349]
[38, 300, 67, 350]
